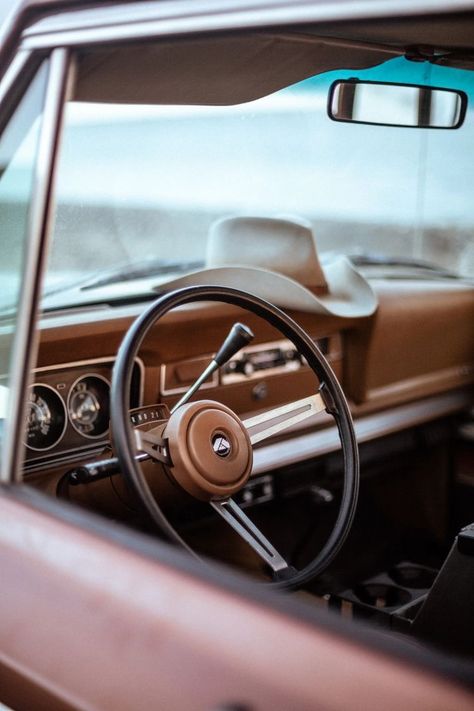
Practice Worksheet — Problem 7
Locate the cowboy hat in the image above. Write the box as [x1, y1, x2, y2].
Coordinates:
[158, 215, 377, 318]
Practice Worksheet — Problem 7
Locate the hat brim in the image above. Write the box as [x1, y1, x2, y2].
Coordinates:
[154, 256, 377, 318]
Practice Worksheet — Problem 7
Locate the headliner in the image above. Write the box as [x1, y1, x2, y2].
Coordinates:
[3, 2, 474, 87]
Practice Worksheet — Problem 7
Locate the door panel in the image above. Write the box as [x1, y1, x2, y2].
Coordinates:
[0, 489, 472, 711]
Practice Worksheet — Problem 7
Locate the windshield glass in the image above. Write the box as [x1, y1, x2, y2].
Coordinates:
[47, 55, 474, 305]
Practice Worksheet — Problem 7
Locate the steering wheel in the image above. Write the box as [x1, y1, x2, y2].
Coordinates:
[111, 286, 359, 589]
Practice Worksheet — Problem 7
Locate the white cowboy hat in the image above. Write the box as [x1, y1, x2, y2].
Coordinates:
[159, 215, 377, 318]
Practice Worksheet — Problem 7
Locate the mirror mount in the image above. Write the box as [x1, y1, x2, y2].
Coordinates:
[404, 46, 452, 63]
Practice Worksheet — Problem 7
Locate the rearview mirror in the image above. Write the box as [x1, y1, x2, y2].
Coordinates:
[328, 79, 467, 129]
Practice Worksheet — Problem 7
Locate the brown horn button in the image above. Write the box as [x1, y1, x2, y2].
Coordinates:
[163, 400, 253, 501]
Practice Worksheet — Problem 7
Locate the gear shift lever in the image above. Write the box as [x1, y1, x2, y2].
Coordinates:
[170, 322, 254, 414]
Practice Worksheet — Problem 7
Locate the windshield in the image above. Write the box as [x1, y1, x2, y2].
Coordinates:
[46, 55, 474, 305]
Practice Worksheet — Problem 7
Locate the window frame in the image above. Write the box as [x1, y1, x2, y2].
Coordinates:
[0, 48, 72, 483]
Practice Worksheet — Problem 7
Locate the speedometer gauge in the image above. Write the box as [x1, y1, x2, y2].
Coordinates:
[25, 384, 67, 451]
[68, 374, 110, 438]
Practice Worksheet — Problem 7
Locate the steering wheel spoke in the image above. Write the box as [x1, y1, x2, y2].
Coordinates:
[135, 426, 171, 466]
[211, 497, 291, 575]
[242, 393, 326, 445]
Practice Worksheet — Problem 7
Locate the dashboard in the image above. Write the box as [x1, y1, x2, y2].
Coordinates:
[25, 358, 143, 471]
[23, 277, 474, 492]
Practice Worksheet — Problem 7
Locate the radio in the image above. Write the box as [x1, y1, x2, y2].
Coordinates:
[221, 337, 329, 384]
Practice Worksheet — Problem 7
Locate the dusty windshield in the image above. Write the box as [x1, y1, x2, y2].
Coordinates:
[46, 55, 474, 306]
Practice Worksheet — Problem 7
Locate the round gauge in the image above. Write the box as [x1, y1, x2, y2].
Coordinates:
[68, 374, 110, 439]
[25, 384, 67, 451]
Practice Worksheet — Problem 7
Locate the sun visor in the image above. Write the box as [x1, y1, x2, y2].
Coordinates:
[75, 33, 396, 106]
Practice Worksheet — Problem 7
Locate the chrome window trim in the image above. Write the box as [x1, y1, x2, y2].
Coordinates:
[0, 50, 44, 137]
[0, 50, 33, 107]
[0, 49, 73, 484]
[20, 0, 474, 52]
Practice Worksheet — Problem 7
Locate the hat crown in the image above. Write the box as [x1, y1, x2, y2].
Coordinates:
[207, 216, 328, 293]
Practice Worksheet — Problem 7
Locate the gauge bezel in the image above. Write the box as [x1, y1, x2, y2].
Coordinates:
[67, 373, 111, 440]
[25, 383, 68, 452]
[23, 357, 144, 471]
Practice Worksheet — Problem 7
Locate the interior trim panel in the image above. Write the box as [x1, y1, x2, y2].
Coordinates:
[252, 389, 471, 475]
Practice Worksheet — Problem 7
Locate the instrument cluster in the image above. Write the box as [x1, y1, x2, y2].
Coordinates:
[25, 358, 142, 466]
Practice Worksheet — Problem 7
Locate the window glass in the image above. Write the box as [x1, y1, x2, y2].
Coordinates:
[0, 63, 49, 448]
[46, 54, 474, 309]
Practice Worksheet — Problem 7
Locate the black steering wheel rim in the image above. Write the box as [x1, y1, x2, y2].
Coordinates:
[111, 285, 359, 590]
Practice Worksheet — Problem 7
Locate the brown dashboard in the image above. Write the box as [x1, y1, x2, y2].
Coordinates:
[25, 358, 143, 470]
[26, 278, 474, 484]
